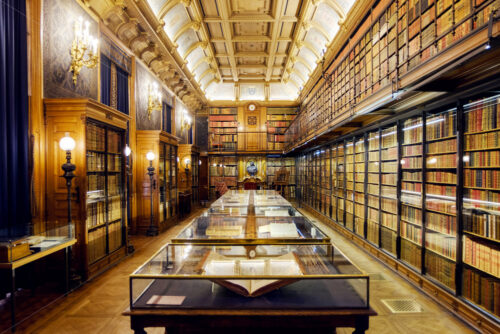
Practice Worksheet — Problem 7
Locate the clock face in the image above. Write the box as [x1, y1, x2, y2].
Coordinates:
[248, 104, 256, 111]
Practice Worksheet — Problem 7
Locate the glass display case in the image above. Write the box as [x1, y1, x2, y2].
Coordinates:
[0, 224, 75, 264]
[129, 243, 369, 308]
[173, 215, 330, 244]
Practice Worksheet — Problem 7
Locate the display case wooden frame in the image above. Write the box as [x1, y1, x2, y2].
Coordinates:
[136, 131, 179, 234]
[44, 98, 130, 280]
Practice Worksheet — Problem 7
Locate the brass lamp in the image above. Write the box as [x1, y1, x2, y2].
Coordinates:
[69, 17, 98, 85]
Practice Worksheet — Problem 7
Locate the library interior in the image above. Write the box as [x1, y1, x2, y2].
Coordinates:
[0, 0, 500, 333]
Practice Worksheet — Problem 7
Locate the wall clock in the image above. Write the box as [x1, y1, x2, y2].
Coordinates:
[248, 103, 256, 111]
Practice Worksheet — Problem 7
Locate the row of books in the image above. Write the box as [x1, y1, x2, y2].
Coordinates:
[267, 142, 285, 150]
[88, 226, 107, 264]
[427, 138, 456, 153]
[209, 121, 238, 128]
[87, 153, 106, 172]
[209, 115, 237, 121]
[210, 128, 237, 134]
[210, 134, 237, 143]
[86, 201, 105, 229]
[87, 123, 105, 152]
[463, 236, 499, 277]
[403, 144, 423, 156]
[464, 189, 500, 210]
[381, 147, 398, 160]
[401, 238, 423, 268]
[402, 205, 422, 225]
[426, 212, 457, 236]
[210, 108, 237, 115]
[401, 221, 423, 244]
[106, 131, 122, 154]
[402, 157, 423, 168]
[107, 174, 121, 196]
[426, 198, 456, 214]
[402, 181, 423, 192]
[465, 131, 500, 150]
[463, 210, 500, 240]
[425, 252, 456, 289]
[267, 115, 295, 121]
[88, 174, 105, 194]
[267, 127, 286, 134]
[427, 171, 456, 183]
[267, 121, 289, 128]
[403, 171, 423, 181]
[464, 97, 500, 133]
[464, 151, 500, 167]
[210, 142, 237, 150]
[464, 169, 500, 188]
[381, 227, 398, 254]
[426, 153, 457, 168]
[425, 232, 456, 259]
[462, 268, 500, 317]
[426, 112, 456, 140]
[209, 166, 237, 176]
[403, 118, 423, 143]
[108, 197, 122, 222]
[108, 221, 123, 253]
[107, 155, 121, 172]
[426, 184, 456, 197]
[268, 134, 285, 142]
[382, 212, 398, 230]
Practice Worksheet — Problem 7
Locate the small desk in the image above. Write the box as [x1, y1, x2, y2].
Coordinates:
[0, 238, 76, 332]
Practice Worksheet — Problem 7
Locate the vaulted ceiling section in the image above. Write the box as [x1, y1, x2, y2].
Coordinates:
[145, 0, 356, 101]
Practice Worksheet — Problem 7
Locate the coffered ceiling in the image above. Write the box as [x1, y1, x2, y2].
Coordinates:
[145, 0, 356, 101]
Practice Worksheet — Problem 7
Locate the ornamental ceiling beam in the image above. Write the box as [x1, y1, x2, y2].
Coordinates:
[215, 0, 239, 82]
[265, 0, 286, 81]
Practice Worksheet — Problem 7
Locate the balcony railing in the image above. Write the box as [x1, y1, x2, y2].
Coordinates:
[209, 131, 285, 153]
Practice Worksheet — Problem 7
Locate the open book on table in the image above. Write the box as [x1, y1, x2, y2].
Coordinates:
[200, 252, 305, 297]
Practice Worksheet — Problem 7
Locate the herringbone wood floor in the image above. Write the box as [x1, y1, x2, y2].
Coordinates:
[2, 207, 475, 334]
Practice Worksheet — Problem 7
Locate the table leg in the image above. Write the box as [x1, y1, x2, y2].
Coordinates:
[352, 316, 369, 334]
[11, 268, 16, 332]
[64, 247, 70, 295]
[133, 329, 147, 334]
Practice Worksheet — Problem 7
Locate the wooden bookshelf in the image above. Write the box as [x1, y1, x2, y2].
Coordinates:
[266, 156, 296, 199]
[266, 108, 296, 152]
[209, 107, 238, 152]
[462, 94, 500, 318]
[295, 93, 500, 329]
[209, 155, 238, 198]
[136, 131, 179, 234]
[401, 115, 424, 270]
[285, 0, 500, 153]
[44, 99, 130, 280]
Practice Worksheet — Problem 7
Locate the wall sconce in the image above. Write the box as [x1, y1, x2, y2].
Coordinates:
[181, 112, 192, 132]
[147, 83, 162, 120]
[69, 17, 98, 85]
[183, 157, 191, 175]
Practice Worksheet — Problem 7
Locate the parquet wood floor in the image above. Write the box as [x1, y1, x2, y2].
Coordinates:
[2, 206, 477, 334]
